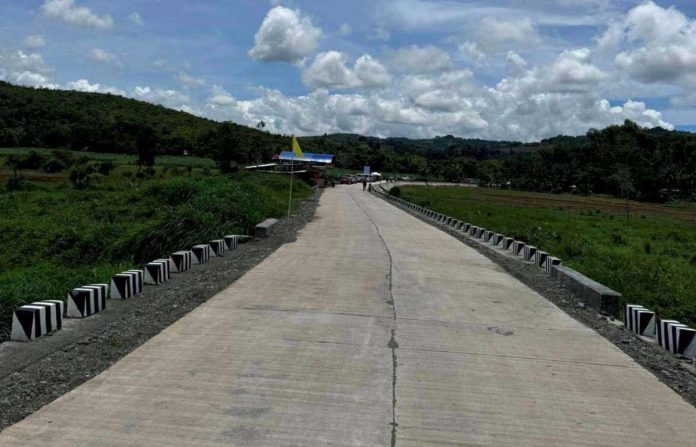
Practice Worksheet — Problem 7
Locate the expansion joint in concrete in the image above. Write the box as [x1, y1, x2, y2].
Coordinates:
[348, 191, 399, 446]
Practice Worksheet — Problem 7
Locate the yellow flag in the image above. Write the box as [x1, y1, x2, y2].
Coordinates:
[292, 135, 304, 159]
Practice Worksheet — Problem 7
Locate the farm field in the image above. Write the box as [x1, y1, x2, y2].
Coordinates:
[0, 149, 311, 340]
[399, 185, 696, 326]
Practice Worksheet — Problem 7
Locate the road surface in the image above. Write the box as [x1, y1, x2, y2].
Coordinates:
[1, 185, 695, 446]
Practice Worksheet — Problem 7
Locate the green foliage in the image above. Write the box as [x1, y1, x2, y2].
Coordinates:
[0, 81, 284, 162]
[43, 157, 67, 173]
[98, 161, 114, 176]
[0, 172, 311, 341]
[4, 176, 28, 192]
[502, 121, 696, 201]
[389, 186, 402, 198]
[400, 185, 696, 326]
[69, 162, 98, 189]
[2, 81, 695, 202]
[205, 122, 241, 173]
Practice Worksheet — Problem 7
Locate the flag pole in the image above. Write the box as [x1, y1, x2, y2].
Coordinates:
[287, 152, 294, 219]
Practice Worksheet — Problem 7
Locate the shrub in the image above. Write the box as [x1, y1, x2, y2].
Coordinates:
[69, 163, 98, 189]
[98, 161, 114, 176]
[389, 186, 401, 197]
[43, 158, 67, 173]
[51, 148, 76, 166]
[5, 176, 28, 192]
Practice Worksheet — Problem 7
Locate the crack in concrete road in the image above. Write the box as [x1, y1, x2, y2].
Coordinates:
[348, 190, 399, 447]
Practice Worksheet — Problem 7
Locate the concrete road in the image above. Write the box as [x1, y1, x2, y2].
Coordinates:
[1, 185, 695, 446]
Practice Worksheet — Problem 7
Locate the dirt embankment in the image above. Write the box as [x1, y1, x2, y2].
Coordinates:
[0, 189, 321, 431]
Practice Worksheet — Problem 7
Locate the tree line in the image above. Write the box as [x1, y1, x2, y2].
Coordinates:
[2, 82, 695, 202]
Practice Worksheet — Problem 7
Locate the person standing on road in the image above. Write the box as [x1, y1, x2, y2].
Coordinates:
[363, 179, 367, 191]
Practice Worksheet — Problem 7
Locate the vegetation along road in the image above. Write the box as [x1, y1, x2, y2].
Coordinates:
[0, 147, 311, 341]
[397, 185, 696, 326]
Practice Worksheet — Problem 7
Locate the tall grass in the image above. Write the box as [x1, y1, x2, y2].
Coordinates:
[0, 172, 310, 340]
[400, 186, 696, 326]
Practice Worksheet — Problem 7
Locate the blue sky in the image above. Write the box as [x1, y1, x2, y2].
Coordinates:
[2, 0, 696, 141]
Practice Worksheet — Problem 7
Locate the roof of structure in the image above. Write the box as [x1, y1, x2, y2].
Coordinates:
[279, 151, 334, 164]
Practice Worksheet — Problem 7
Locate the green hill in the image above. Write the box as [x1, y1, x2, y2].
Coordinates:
[0, 81, 284, 158]
[2, 81, 696, 201]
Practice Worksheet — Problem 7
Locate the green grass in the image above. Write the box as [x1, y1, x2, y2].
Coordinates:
[0, 167, 310, 340]
[400, 186, 696, 326]
[0, 147, 216, 168]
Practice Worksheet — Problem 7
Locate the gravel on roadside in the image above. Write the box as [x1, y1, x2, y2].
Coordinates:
[0, 189, 322, 431]
[380, 193, 696, 410]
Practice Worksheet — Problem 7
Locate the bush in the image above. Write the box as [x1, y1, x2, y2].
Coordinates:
[4, 176, 28, 192]
[51, 148, 76, 166]
[98, 161, 114, 176]
[69, 163, 98, 189]
[389, 186, 401, 198]
[43, 158, 67, 173]
[18, 151, 44, 170]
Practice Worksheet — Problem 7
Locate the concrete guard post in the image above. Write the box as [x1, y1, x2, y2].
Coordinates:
[625, 304, 656, 337]
[544, 256, 561, 274]
[513, 241, 526, 256]
[11, 305, 48, 342]
[171, 251, 193, 272]
[255, 218, 279, 238]
[524, 245, 537, 261]
[550, 264, 621, 317]
[209, 240, 226, 257]
[192, 245, 211, 264]
[534, 250, 548, 268]
[67, 285, 107, 318]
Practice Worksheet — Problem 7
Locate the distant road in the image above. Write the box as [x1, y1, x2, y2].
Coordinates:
[1, 185, 694, 446]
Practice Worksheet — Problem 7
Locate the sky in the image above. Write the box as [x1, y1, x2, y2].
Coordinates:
[2, 0, 696, 141]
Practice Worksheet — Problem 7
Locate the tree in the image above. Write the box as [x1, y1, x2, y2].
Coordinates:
[206, 122, 240, 173]
[610, 165, 635, 221]
[136, 126, 157, 176]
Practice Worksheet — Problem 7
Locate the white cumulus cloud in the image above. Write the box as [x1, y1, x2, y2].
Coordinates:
[0, 50, 57, 89]
[133, 86, 191, 110]
[178, 72, 206, 88]
[388, 45, 452, 74]
[476, 17, 541, 53]
[598, 1, 696, 87]
[302, 51, 391, 90]
[66, 79, 125, 95]
[25, 35, 46, 49]
[88, 48, 117, 63]
[203, 43, 670, 141]
[41, 0, 113, 30]
[248, 6, 322, 63]
[129, 12, 144, 26]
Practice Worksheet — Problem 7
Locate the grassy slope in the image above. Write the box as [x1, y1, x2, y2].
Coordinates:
[400, 186, 696, 325]
[0, 167, 311, 340]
